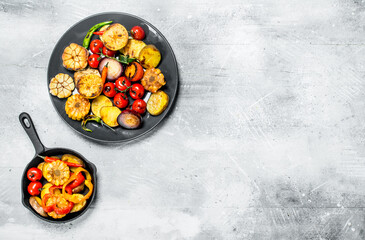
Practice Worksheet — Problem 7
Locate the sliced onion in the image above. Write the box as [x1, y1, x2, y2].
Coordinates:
[117, 109, 142, 129]
[99, 58, 123, 81]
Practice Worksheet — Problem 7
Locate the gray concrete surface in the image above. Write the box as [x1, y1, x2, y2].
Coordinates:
[1, 0, 365, 239]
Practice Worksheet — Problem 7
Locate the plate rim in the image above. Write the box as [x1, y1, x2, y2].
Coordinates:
[47, 12, 179, 143]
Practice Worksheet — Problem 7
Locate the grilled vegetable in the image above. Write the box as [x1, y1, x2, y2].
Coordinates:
[37, 162, 45, 171]
[65, 94, 90, 121]
[72, 182, 85, 193]
[88, 54, 100, 68]
[141, 68, 166, 93]
[130, 26, 145, 40]
[27, 167, 42, 182]
[74, 68, 100, 86]
[147, 90, 169, 115]
[117, 109, 142, 129]
[62, 43, 88, 71]
[77, 74, 104, 99]
[27, 181, 42, 196]
[132, 99, 147, 114]
[138, 44, 161, 69]
[101, 23, 129, 51]
[29, 196, 48, 217]
[61, 154, 85, 173]
[49, 73, 75, 98]
[91, 95, 113, 118]
[81, 115, 116, 132]
[70, 194, 87, 213]
[100, 106, 122, 127]
[41, 183, 61, 199]
[120, 39, 146, 58]
[124, 62, 144, 82]
[42, 160, 70, 186]
[103, 82, 117, 98]
[83, 21, 113, 49]
[98, 58, 123, 81]
[99, 24, 110, 42]
[113, 93, 129, 109]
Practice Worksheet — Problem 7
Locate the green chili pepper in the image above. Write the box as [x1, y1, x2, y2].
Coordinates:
[81, 115, 115, 132]
[82, 21, 113, 49]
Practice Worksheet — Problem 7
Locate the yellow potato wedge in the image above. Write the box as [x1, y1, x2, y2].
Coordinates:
[147, 90, 169, 116]
[100, 106, 121, 127]
[101, 23, 129, 51]
[91, 95, 113, 118]
[120, 39, 146, 58]
[70, 194, 87, 213]
[138, 44, 161, 69]
[77, 74, 104, 99]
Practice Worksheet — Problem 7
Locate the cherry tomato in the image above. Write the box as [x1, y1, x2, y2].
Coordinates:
[103, 82, 117, 98]
[131, 26, 145, 40]
[114, 93, 129, 108]
[132, 99, 147, 114]
[115, 77, 131, 92]
[27, 167, 42, 182]
[28, 181, 42, 196]
[90, 39, 103, 54]
[88, 54, 100, 68]
[129, 83, 145, 99]
[102, 46, 116, 57]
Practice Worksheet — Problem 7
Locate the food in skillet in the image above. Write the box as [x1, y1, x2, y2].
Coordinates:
[48, 20, 170, 132]
[26, 154, 94, 219]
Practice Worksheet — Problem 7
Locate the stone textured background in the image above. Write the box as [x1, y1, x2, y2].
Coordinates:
[1, 0, 365, 239]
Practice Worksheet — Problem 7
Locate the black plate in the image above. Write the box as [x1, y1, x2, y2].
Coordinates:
[19, 112, 97, 223]
[47, 12, 178, 142]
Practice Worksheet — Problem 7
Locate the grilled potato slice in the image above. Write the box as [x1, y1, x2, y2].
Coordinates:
[92, 95, 113, 118]
[74, 68, 100, 86]
[65, 94, 90, 121]
[49, 73, 75, 98]
[141, 68, 166, 93]
[100, 106, 121, 127]
[62, 43, 88, 71]
[147, 90, 169, 116]
[138, 44, 161, 69]
[77, 74, 104, 99]
[101, 23, 129, 51]
[70, 194, 87, 213]
[120, 39, 146, 58]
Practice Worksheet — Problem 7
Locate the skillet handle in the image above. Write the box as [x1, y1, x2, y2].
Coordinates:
[19, 112, 45, 155]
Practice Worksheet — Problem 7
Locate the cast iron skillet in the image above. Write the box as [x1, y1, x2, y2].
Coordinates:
[47, 12, 179, 142]
[19, 112, 97, 223]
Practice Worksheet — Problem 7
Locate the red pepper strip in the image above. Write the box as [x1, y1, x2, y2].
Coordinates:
[93, 31, 104, 35]
[38, 155, 83, 168]
[68, 172, 85, 189]
[41, 193, 55, 213]
[54, 201, 74, 215]
[65, 162, 83, 168]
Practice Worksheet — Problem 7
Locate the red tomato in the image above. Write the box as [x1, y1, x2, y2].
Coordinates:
[129, 83, 145, 99]
[27, 167, 42, 182]
[28, 181, 42, 196]
[88, 54, 100, 68]
[115, 77, 131, 91]
[114, 93, 129, 108]
[90, 39, 103, 54]
[103, 82, 117, 98]
[102, 46, 116, 57]
[132, 99, 147, 114]
[131, 26, 145, 40]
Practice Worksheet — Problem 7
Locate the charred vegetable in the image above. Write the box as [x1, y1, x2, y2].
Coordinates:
[121, 39, 146, 58]
[77, 74, 104, 99]
[117, 109, 142, 129]
[29, 196, 48, 217]
[101, 23, 129, 51]
[83, 21, 113, 49]
[98, 58, 123, 81]
[138, 44, 161, 69]
[147, 90, 169, 115]
[65, 94, 90, 121]
[81, 115, 116, 132]
[62, 43, 89, 71]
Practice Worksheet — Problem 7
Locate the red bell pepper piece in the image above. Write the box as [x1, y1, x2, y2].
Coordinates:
[93, 31, 104, 35]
